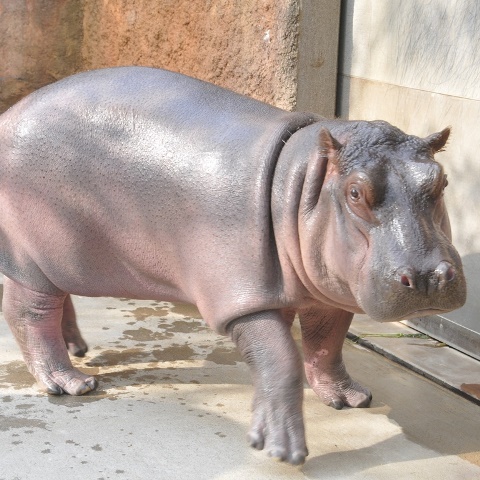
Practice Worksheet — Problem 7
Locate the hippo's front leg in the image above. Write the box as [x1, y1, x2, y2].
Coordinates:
[299, 306, 372, 410]
[228, 310, 307, 465]
[3, 278, 97, 395]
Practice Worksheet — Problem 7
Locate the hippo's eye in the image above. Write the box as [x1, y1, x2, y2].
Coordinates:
[345, 175, 378, 224]
[443, 174, 449, 189]
[349, 186, 360, 201]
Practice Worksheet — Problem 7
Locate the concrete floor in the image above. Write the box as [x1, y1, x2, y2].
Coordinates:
[1, 291, 479, 479]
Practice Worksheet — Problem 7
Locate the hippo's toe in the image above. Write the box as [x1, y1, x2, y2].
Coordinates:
[326, 385, 372, 410]
[39, 369, 98, 396]
[306, 366, 372, 409]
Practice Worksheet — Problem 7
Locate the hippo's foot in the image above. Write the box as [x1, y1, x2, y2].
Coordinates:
[65, 338, 89, 358]
[2, 278, 97, 396]
[248, 392, 308, 465]
[299, 307, 371, 410]
[33, 366, 98, 396]
[305, 362, 372, 410]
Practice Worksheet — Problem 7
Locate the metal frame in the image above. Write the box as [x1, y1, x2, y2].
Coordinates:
[406, 315, 480, 361]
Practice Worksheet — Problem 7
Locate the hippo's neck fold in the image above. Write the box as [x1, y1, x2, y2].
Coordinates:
[271, 123, 322, 304]
[271, 122, 362, 312]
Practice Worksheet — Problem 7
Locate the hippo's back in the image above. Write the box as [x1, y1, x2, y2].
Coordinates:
[2, 67, 310, 151]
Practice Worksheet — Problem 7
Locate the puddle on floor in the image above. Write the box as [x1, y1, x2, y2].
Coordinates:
[205, 346, 241, 365]
[125, 306, 170, 321]
[0, 361, 35, 389]
[170, 303, 202, 318]
[86, 348, 152, 367]
[121, 327, 173, 342]
[152, 344, 196, 362]
[0, 415, 48, 431]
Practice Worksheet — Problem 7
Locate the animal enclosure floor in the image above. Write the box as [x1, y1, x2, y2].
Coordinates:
[0, 291, 479, 479]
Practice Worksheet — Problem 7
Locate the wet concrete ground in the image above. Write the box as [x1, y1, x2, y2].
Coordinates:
[0, 292, 479, 479]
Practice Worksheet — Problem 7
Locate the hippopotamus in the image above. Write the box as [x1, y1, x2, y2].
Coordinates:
[0, 67, 466, 464]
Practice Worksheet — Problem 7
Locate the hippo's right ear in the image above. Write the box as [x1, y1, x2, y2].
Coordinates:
[301, 128, 343, 215]
[319, 128, 342, 166]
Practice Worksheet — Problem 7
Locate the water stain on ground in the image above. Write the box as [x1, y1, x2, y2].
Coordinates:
[96, 367, 181, 390]
[121, 327, 173, 342]
[0, 361, 35, 389]
[170, 303, 202, 318]
[153, 344, 196, 362]
[205, 346, 242, 365]
[0, 415, 47, 431]
[169, 319, 208, 333]
[126, 306, 169, 321]
[15, 404, 35, 410]
[47, 390, 110, 406]
[86, 348, 152, 367]
[97, 371, 140, 385]
[134, 373, 160, 383]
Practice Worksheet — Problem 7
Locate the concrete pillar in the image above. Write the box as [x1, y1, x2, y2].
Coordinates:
[296, 0, 341, 117]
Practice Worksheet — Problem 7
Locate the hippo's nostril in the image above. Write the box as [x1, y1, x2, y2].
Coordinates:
[398, 268, 415, 289]
[446, 266, 456, 282]
[435, 261, 456, 288]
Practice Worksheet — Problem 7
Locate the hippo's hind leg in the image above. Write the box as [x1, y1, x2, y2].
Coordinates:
[299, 306, 371, 410]
[62, 294, 88, 357]
[3, 277, 97, 395]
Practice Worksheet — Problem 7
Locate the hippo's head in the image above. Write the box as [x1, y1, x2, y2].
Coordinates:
[298, 120, 466, 322]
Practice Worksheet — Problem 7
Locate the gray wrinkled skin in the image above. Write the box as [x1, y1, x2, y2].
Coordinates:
[0, 67, 466, 465]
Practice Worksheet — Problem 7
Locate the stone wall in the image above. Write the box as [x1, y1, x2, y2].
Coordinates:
[0, 0, 340, 115]
[1, 0, 334, 114]
[0, 0, 83, 112]
[80, 0, 300, 110]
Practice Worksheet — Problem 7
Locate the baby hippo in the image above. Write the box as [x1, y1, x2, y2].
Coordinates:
[0, 67, 466, 464]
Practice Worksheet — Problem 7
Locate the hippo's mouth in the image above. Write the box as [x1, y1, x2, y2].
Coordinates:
[368, 306, 453, 323]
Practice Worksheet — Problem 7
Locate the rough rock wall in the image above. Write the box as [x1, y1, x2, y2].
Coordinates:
[0, 0, 300, 112]
[0, 0, 83, 112]
[81, 0, 300, 110]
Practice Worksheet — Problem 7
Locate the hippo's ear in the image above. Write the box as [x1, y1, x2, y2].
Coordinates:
[425, 127, 451, 153]
[319, 128, 342, 166]
[301, 128, 343, 215]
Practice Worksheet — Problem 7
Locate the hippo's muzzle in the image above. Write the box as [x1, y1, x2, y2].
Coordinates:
[360, 254, 466, 323]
